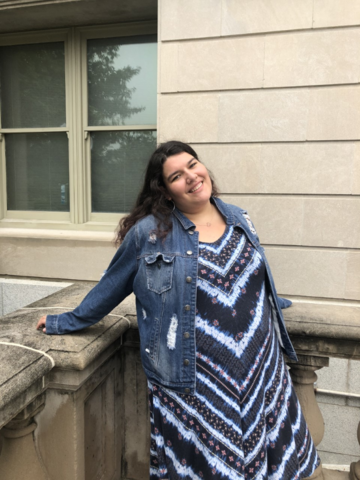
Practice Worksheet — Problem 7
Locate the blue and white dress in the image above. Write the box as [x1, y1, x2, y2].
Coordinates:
[149, 225, 319, 480]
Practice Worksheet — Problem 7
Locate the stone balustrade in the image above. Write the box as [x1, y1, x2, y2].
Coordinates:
[285, 302, 360, 480]
[0, 283, 143, 480]
[0, 284, 359, 480]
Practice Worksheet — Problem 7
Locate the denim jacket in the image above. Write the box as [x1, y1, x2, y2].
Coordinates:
[46, 197, 297, 394]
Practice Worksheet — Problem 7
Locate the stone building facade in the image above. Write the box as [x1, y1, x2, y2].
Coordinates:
[0, 0, 359, 467]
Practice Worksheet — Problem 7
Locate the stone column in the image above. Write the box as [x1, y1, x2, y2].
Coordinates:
[0, 394, 46, 480]
[350, 422, 360, 480]
[287, 354, 329, 447]
[287, 355, 330, 480]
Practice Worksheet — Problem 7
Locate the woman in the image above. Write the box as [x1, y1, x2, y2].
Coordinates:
[37, 141, 319, 479]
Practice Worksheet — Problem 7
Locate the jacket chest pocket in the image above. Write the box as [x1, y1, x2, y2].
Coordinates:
[145, 254, 175, 294]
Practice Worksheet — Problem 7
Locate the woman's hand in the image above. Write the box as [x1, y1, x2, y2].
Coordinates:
[36, 315, 47, 333]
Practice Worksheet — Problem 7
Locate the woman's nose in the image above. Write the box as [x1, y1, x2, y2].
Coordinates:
[186, 172, 197, 183]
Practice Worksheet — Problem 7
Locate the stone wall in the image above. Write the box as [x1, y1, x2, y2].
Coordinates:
[316, 359, 360, 465]
[158, 0, 360, 304]
[0, 231, 115, 282]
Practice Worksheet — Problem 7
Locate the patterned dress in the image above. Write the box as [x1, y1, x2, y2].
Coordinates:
[149, 225, 319, 480]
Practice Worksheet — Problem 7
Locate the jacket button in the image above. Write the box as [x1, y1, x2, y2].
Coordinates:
[184, 332, 190, 339]
[186, 250, 193, 255]
[184, 304, 191, 311]
[186, 276, 192, 283]
[184, 359, 190, 366]
[188, 230, 194, 235]
[184, 388, 190, 393]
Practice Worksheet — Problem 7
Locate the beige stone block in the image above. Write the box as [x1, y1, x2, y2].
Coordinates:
[260, 142, 356, 194]
[345, 251, 360, 300]
[265, 247, 347, 299]
[194, 144, 262, 193]
[316, 402, 360, 456]
[222, 0, 313, 35]
[264, 29, 360, 88]
[226, 195, 304, 245]
[226, 195, 359, 248]
[158, 94, 219, 143]
[195, 142, 356, 195]
[0, 237, 114, 281]
[348, 396, 360, 408]
[316, 357, 350, 393]
[316, 392, 347, 407]
[219, 89, 309, 142]
[178, 36, 264, 91]
[318, 450, 358, 466]
[160, 0, 221, 41]
[348, 359, 360, 395]
[159, 43, 179, 93]
[303, 198, 360, 248]
[352, 142, 360, 194]
[307, 86, 360, 140]
[313, 0, 360, 28]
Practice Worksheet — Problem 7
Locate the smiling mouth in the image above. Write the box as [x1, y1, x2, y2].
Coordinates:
[189, 181, 203, 193]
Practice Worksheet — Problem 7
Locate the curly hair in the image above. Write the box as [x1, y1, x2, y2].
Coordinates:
[115, 140, 219, 246]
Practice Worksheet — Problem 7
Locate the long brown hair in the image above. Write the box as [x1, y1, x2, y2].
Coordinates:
[115, 141, 219, 246]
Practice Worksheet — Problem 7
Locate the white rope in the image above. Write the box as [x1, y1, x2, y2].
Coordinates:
[107, 314, 132, 328]
[0, 342, 55, 368]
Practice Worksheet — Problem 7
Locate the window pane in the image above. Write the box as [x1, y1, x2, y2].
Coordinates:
[0, 42, 66, 128]
[6, 133, 69, 212]
[88, 36, 157, 127]
[91, 130, 156, 213]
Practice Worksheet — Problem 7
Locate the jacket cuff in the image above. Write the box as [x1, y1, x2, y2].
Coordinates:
[277, 296, 292, 309]
[45, 314, 59, 334]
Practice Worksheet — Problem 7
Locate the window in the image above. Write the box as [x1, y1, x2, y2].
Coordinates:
[0, 23, 157, 229]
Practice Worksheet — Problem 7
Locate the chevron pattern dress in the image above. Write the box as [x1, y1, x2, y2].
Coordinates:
[149, 225, 319, 480]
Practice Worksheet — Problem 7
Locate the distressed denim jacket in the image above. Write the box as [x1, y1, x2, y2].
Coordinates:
[46, 197, 297, 394]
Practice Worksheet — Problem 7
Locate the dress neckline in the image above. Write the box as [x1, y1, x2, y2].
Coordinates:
[198, 224, 231, 246]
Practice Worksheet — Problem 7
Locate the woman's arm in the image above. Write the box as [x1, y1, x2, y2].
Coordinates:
[36, 227, 137, 335]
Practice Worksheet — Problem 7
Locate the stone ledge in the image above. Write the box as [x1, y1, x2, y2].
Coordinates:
[0, 227, 114, 242]
[0, 282, 137, 369]
[0, 345, 51, 411]
[0, 282, 136, 429]
[284, 302, 360, 359]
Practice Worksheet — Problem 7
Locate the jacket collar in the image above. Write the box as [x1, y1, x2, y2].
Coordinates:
[172, 197, 235, 230]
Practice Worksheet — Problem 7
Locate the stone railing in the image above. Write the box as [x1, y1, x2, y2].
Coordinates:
[0, 284, 359, 480]
[0, 283, 148, 480]
[285, 302, 360, 480]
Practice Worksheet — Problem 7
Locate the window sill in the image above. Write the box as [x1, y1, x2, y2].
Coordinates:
[0, 227, 114, 242]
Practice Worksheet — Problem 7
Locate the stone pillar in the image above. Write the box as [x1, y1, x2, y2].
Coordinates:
[287, 355, 330, 480]
[287, 354, 329, 447]
[0, 394, 46, 480]
[350, 422, 360, 480]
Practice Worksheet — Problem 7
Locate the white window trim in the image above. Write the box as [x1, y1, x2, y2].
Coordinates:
[0, 21, 157, 232]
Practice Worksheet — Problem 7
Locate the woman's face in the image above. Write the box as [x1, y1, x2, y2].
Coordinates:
[162, 152, 212, 213]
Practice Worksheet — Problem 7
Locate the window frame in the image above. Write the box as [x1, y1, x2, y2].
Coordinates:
[0, 21, 157, 231]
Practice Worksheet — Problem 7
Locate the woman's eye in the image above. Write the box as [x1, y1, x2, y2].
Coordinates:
[172, 174, 180, 182]
[190, 162, 198, 168]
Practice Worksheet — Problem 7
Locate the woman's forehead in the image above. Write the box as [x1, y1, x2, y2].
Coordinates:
[162, 152, 196, 176]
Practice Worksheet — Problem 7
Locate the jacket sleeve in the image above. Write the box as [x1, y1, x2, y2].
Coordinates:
[45, 227, 137, 335]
